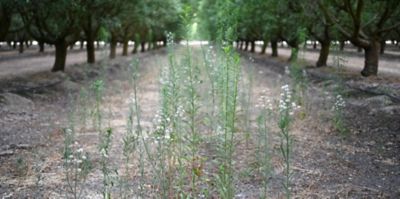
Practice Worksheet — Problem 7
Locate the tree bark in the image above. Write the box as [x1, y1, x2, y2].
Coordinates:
[38, 41, 45, 52]
[250, 41, 256, 53]
[141, 42, 145, 52]
[80, 40, 84, 49]
[122, 40, 128, 56]
[316, 41, 330, 67]
[339, 41, 345, 51]
[244, 41, 249, 51]
[163, 38, 167, 47]
[271, 40, 278, 57]
[52, 40, 68, 72]
[361, 40, 380, 76]
[380, 40, 386, 54]
[260, 40, 267, 54]
[86, 37, 95, 63]
[18, 41, 24, 53]
[109, 34, 117, 59]
[239, 41, 244, 50]
[313, 41, 317, 49]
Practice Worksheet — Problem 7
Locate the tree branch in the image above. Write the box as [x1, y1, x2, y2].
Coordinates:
[378, 22, 400, 34]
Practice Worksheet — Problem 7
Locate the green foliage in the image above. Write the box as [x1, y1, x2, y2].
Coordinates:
[256, 110, 272, 198]
[278, 85, 295, 199]
[107, 0, 183, 44]
[17, 0, 81, 44]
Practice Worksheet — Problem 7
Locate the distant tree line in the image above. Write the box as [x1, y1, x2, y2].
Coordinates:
[199, 0, 400, 76]
[0, 0, 183, 72]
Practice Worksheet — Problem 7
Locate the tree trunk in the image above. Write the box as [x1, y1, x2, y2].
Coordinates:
[109, 34, 117, 59]
[380, 40, 386, 54]
[361, 40, 380, 76]
[122, 40, 128, 56]
[69, 43, 74, 50]
[313, 41, 317, 49]
[316, 41, 330, 67]
[339, 41, 345, 51]
[38, 41, 45, 52]
[86, 37, 95, 63]
[12, 41, 16, 49]
[18, 41, 24, 53]
[271, 40, 278, 57]
[250, 41, 256, 53]
[96, 41, 100, 49]
[52, 41, 68, 72]
[86, 41, 96, 64]
[260, 40, 267, 54]
[80, 40, 84, 49]
[163, 38, 167, 47]
[141, 42, 145, 52]
[244, 41, 249, 51]
[239, 41, 244, 50]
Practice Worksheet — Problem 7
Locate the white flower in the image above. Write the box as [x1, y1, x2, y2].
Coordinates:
[129, 94, 136, 104]
[100, 148, 108, 158]
[284, 66, 290, 75]
[279, 84, 299, 114]
[249, 57, 255, 62]
[333, 94, 346, 111]
[65, 128, 73, 134]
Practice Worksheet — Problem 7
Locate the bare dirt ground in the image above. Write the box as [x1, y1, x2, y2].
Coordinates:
[0, 45, 399, 198]
[0, 46, 124, 80]
[255, 45, 400, 77]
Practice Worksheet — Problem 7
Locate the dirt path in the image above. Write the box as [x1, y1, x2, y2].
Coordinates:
[254, 46, 400, 77]
[2, 44, 399, 81]
[0, 46, 399, 198]
[0, 46, 124, 80]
